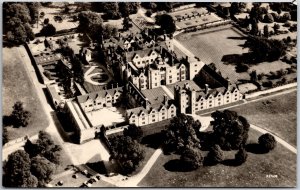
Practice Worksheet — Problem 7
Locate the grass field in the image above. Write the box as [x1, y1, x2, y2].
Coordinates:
[175, 26, 293, 84]
[3, 47, 49, 140]
[230, 91, 297, 147]
[138, 128, 296, 187]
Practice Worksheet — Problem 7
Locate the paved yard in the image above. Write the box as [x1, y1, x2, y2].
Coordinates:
[85, 107, 126, 127]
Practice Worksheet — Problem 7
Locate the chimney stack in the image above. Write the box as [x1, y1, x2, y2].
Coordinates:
[164, 94, 168, 105]
[205, 84, 209, 94]
[186, 56, 188, 61]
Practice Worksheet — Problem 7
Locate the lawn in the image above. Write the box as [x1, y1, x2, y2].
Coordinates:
[138, 128, 296, 187]
[175, 25, 293, 84]
[31, 6, 79, 34]
[229, 91, 297, 147]
[3, 47, 49, 140]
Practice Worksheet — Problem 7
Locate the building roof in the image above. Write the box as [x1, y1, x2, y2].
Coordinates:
[77, 87, 123, 104]
[47, 84, 61, 102]
[34, 53, 62, 66]
[167, 80, 201, 95]
[141, 87, 171, 107]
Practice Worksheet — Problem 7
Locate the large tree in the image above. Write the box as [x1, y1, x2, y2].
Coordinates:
[211, 110, 250, 150]
[163, 114, 201, 153]
[77, 11, 102, 33]
[245, 36, 287, 62]
[3, 150, 38, 187]
[155, 14, 176, 35]
[110, 136, 145, 175]
[123, 124, 143, 142]
[11, 101, 31, 128]
[40, 23, 56, 36]
[180, 147, 203, 170]
[3, 3, 36, 44]
[35, 131, 62, 165]
[30, 156, 55, 187]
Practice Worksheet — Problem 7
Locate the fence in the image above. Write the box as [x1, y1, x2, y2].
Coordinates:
[3, 134, 38, 148]
[183, 19, 232, 33]
[245, 82, 297, 99]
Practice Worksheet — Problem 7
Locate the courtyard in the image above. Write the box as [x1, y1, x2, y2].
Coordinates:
[83, 64, 114, 93]
[85, 107, 126, 128]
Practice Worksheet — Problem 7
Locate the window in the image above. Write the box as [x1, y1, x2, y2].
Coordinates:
[132, 115, 135, 118]
[89, 105, 93, 107]
[218, 102, 221, 105]
[209, 100, 212, 103]
[201, 103, 203, 105]
[142, 122, 145, 124]
[171, 110, 174, 113]
[151, 59, 153, 62]
[227, 100, 229, 103]
[209, 104, 212, 107]
[235, 98, 238, 100]
[169, 80, 172, 83]
[132, 120, 135, 123]
[162, 117, 165, 120]
[218, 98, 221, 101]
[195, 70, 197, 72]
[107, 100, 111, 103]
[152, 119, 156, 122]
[177, 77, 180, 80]
[142, 117, 145, 120]
[195, 107, 198, 110]
[169, 76, 172, 79]
[152, 114, 155, 117]
[162, 112, 165, 115]
[98, 102, 101, 105]
[201, 106, 203, 109]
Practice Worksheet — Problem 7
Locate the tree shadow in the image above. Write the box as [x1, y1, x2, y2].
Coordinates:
[245, 143, 269, 154]
[221, 159, 241, 167]
[163, 159, 193, 172]
[86, 161, 107, 175]
[141, 132, 164, 149]
[227, 36, 247, 40]
[3, 115, 13, 127]
[203, 157, 218, 166]
[222, 53, 261, 65]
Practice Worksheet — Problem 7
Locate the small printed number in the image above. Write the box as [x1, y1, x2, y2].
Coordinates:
[266, 174, 278, 178]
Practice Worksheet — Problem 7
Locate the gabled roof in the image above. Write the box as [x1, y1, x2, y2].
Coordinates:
[77, 87, 123, 104]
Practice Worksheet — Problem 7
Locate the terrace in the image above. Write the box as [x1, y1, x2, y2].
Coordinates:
[170, 7, 222, 30]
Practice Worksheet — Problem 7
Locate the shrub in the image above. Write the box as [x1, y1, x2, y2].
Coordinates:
[206, 144, 224, 165]
[180, 147, 203, 170]
[235, 62, 249, 73]
[281, 12, 291, 22]
[235, 148, 248, 165]
[262, 81, 273, 88]
[283, 21, 291, 27]
[264, 13, 274, 23]
[258, 133, 277, 152]
[145, 10, 152, 17]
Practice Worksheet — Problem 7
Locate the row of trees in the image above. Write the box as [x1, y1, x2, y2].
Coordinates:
[3, 2, 40, 44]
[161, 111, 277, 170]
[3, 131, 62, 187]
[91, 2, 139, 20]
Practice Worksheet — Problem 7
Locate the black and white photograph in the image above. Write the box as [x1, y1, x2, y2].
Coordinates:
[2, 1, 297, 188]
